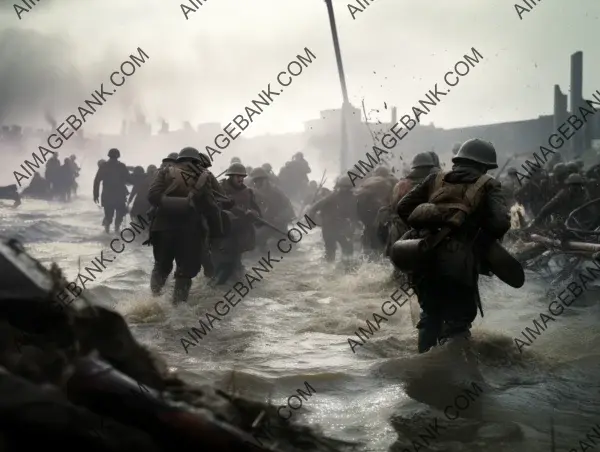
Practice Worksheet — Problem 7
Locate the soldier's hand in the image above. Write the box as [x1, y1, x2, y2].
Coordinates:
[94, 196, 99, 204]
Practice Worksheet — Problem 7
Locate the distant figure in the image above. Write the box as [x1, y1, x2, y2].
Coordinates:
[45, 153, 61, 199]
[0, 184, 21, 208]
[68, 154, 80, 196]
[129, 165, 157, 222]
[93, 148, 131, 233]
[22, 173, 51, 200]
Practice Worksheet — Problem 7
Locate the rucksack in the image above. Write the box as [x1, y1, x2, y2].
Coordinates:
[407, 172, 493, 230]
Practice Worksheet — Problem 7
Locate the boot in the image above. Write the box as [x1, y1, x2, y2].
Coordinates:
[150, 269, 167, 296]
[104, 224, 110, 234]
[172, 278, 192, 304]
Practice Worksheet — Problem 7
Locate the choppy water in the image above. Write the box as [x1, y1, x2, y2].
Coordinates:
[2, 195, 600, 452]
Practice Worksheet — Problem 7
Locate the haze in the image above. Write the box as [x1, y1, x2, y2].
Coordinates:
[0, 0, 598, 140]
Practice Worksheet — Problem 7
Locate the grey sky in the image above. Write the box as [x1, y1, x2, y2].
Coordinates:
[1, 0, 598, 136]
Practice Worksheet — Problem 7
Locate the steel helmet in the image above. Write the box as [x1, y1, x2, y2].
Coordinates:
[428, 151, 440, 167]
[108, 148, 120, 159]
[133, 166, 145, 176]
[411, 152, 435, 169]
[250, 167, 269, 180]
[565, 173, 585, 185]
[552, 163, 568, 177]
[98, 159, 106, 167]
[226, 162, 247, 176]
[198, 153, 212, 168]
[452, 139, 498, 169]
[335, 175, 353, 188]
[565, 161, 579, 174]
[177, 147, 201, 162]
[230, 157, 241, 164]
[146, 164, 158, 175]
[261, 163, 272, 172]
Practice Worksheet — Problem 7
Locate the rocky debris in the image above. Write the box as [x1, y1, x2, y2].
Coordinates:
[0, 237, 352, 452]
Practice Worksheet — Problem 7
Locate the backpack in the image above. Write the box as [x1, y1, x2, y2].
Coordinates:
[407, 172, 493, 230]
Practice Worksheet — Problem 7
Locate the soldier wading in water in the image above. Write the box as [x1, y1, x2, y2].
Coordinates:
[391, 139, 523, 353]
[147, 147, 224, 303]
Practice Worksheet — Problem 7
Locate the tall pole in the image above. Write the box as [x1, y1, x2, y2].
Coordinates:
[323, 0, 351, 173]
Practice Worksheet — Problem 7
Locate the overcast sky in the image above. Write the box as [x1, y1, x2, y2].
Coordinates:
[1, 0, 599, 137]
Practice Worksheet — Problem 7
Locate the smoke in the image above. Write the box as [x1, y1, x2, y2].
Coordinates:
[0, 27, 83, 125]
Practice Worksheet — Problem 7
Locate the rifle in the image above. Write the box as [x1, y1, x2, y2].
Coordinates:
[299, 170, 327, 216]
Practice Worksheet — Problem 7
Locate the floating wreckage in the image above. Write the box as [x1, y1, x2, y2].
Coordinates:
[0, 237, 351, 452]
[507, 200, 600, 288]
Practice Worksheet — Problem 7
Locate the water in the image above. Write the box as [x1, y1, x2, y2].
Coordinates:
[2, 195, 600, 452]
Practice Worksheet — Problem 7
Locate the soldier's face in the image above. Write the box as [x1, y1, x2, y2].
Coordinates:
[232, 175, 245, 186]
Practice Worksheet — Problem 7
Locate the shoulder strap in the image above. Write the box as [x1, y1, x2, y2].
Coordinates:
[464, 174, 493, 209]
[428, 171, 446, 200]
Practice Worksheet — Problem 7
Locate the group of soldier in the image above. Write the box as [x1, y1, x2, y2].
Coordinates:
[500, 158, 599, 231]
[90, 148, 317, 303]
[31, 139, 600, 354]
[21, 153, 81, 202]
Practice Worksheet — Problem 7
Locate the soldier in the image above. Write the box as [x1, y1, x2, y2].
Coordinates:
[56, 157, 76, 202]
[45, 153, 61, 199]
[551, 162, 569, 192]
[68, 154, 80, 197]
[565, 161, 580, 176]
[395, 138, 511, 353]
[308, 175, 358, 262]
[355, 173, 397, 256]
[98, 159, 106, 169]
[22, 172, 51, 199]
[391, 153, 440, 210]
[160, 152, 179, 170]
[93, 148, 131, 233]
[250, 167, 295, 251]
[192, 152, 225, 279]
[213, 163, 261, 285]
[527, 173, 590, 230]
[261, 163, 280, 186]
[374, 166, 399, 186]
[385, 152, 441, 259]
[129, 165, 157, 222]
[147, 147, 220, 303]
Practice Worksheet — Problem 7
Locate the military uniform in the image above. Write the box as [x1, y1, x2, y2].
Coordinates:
[355, 175, 396, 256]
[308, 175, 358, 262]
[93, 148, 131, 233]
[147, 147, 220, 303]
[529, 173, 591, 229]
[213, 163, 261, 285]
[396, 139, 511, 353]
[386, 153, 441, 258]
[251, 167, 295, 251]
[129, 165, 157, 222]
